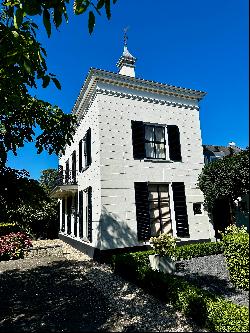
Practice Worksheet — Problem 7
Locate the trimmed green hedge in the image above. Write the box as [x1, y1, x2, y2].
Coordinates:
[112, 252, 249, 332]
[174, 241, 224, 260]
[222, 229, 249, 290]
[0, 222, 21, 237]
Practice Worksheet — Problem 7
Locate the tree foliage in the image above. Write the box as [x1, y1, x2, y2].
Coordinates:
[198, 148, 249, 213]
[0, 0, 117, 167]
[0, 167, 60, 239]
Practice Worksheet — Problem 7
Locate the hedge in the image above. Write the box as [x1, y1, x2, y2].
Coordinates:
[222, 229, 249, 290]
[112, 252, 249, 332]
[0, 222, 21, 237]
[174, 240, 224, 260]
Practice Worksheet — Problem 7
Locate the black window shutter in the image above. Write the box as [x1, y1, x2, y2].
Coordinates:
[134, 182, 151, 241]
[79, 191, 83, 238]
[79, 139, 82, 171]
[172, 182, 190, 237]
[167, 125, 182, 161]
[74, 193, 78, 237]
[67, 196, 72, 235]
[86, 128, 92, 166]
[131, 121, 146, 159]
[72, 150, 76, 182]
[61, 198, 65, 232]
[87, 186, 92, 242]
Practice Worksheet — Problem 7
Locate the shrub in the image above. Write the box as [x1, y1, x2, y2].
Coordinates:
[150, 233, 177, 257]
[0, 222, 21, 237]
[112, 251, 249, 332]
[222, 225, 249, 290]
[0, 232, 32, 261]
[174, 241, 224, 260]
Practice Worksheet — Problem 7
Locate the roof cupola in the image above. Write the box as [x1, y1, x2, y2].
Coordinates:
[116, 28, 136, 77]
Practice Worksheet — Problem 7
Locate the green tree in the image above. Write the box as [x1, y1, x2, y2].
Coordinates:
[198, 148, 249, 218]
[0, 167, 61, 238]
[39, 168, 59, 192]
[0, 0, 117, 167]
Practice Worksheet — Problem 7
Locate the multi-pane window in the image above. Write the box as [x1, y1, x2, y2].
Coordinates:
[132, 121, 182, 161]
[79, 128, 91, 172]
[135, 181, 189, 241]
[145, 125, 166, 159]
[78, 187, 92, 242]
[148, 184, 172, 236]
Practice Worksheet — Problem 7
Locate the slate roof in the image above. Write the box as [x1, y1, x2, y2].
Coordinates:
[203, 144, 242, 157]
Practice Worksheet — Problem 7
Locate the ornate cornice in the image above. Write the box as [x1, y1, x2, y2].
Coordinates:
[95, 88, 199, 110]
[73, 68, 205, 119]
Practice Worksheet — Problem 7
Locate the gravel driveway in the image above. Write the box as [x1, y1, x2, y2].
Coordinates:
[0, 240, 206, 332]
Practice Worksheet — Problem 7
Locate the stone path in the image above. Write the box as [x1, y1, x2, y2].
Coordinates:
[0, 240, 207, 332]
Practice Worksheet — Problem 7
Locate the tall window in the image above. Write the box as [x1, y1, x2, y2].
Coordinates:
[135, 181, 189, 241]
[78, 187, 92, 242]
[79, 128, 91, 172]
[145, 125, 166, 159]
[148, 184, 172, 236]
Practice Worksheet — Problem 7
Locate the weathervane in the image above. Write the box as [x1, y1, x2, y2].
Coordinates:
[123, 26, 129, 47]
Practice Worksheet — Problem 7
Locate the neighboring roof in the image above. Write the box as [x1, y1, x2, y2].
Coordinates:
[72, 67, 206, 117]
[203, 144, 242, 157]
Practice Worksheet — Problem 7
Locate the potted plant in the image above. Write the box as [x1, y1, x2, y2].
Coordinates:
[149, 233, 177, 274]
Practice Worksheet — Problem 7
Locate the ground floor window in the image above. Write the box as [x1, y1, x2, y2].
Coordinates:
[135, 181, 189, 241]
[148, 184, 172, 236]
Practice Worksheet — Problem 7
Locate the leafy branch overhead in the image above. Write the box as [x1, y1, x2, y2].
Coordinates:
[0, 0, 117, 167]
[4, 0, 118, 36]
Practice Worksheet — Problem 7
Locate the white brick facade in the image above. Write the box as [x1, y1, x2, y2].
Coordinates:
[54, 68, 214, 257]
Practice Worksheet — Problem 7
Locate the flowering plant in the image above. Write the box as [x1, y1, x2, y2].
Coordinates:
[150, 233, 177, 258]
[0, 232, 32, 261]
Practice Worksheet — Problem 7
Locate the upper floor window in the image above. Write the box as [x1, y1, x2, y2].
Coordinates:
[79, 128, 91, 172]
[145, 125, 166, 159]
[131, 121, 182, 161]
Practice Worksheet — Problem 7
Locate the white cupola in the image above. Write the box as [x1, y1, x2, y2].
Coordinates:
[116, 29, 136, 77]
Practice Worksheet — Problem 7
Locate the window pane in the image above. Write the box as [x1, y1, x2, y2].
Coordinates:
[145, 126, 154, 141]
[145, 143, 155, 158]
[155, 143, 166, 159]
[155, 126, 165, 142]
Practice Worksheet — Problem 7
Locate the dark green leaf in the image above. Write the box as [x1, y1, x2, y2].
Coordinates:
[42, 75, 50, 88]
[43, 9, 51, 37]
[52, 77, 61, 90]
[105, 0, 111, 19]
[88, 11, 95, 34]
[14, 8, 24, 29]
[53, 7, 62, 28]
[97, 0, 105, 9]
[23, 61, 31, 74]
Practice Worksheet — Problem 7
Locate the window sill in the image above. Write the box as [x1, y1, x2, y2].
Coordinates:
[79, 165, 90, 173]
[143, 159, 180, 163]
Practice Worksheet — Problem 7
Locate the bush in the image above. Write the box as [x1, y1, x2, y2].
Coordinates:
[112, 251, 249, 332]
[0, 222, 21, 236]
[0, 232, 32, 261]
[222, 225, 249, 290]
[150, 233, 177, 257]
[174, 241, 224, 260]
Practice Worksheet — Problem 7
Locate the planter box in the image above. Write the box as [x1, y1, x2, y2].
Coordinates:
[149, 254, 176, 274]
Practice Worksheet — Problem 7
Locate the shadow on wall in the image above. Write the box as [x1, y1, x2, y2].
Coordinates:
[96, 206, 138, 251]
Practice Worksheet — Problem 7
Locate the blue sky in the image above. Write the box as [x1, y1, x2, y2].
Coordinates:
[7, 0, 249, 179]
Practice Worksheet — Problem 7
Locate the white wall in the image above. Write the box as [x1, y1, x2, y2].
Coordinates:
[96, 83, 213, 249]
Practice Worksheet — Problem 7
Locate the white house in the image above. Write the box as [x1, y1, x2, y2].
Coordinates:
[51, 42, 214, 259]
